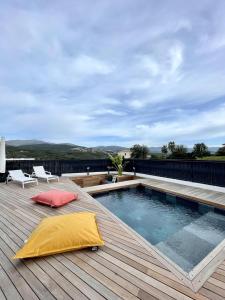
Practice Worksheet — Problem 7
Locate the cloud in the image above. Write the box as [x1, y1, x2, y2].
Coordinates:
[0, 0, 225, 147]
[140, 56, 160, 77]
[128, 100, 146, 109]
[94, 109, 125, 116]
[169, 44, 183, 75]
[132, 104, 225, 145]
[72, 55, 114, 75]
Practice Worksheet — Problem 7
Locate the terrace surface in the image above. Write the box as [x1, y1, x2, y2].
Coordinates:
[1, 177, 225, 299]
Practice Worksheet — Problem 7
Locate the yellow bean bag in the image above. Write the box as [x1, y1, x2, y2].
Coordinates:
[14, 212, 104, 259]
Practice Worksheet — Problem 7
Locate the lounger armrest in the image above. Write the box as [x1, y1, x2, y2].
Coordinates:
[31, 171, 36, 177]
[45, 171, 51, 175]
[24, 173, 31, 178]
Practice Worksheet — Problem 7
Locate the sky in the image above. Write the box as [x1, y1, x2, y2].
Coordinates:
[0, 0, 225, 147]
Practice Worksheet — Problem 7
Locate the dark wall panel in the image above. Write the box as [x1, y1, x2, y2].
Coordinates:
[125, 159, 225, 187]
[1, 159, 225, 187]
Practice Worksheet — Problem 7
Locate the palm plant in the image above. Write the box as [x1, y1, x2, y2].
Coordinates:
[108, 154, 123, 176]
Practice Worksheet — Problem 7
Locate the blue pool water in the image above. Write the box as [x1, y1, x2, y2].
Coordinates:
[94, 186, 225, 272]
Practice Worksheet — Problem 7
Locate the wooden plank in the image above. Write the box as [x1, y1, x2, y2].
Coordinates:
[137, 289, 158, 300]
[35, 259, 88, 300]
[81, 251, 206, 300]
[97, 250, 192, 300]
[207, 277, 225, 291]
[24, 260, 73, 300]
[203, 282, 225, 298]
[45, 256, 108, 300]
[0, 250, 38, 300]
[84, 250, 174, 300]
[199, 287, 225, 300]
[58, 253, 138, 300]
[0, 231, 55, 300]
[0, 288, 6, 300]
[1, 178, 225, 299]
[74, 251, 139, 296]
[215, 268, 225, 278]
[0, 266, 22, 300]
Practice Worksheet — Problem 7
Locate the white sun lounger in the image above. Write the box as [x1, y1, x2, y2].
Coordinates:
[7, 170, 38, 188]
[32, 166, 59, 183]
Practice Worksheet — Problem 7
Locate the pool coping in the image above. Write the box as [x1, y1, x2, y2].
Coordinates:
[63, 171, 225, 193]
[79, 177, 225, 292]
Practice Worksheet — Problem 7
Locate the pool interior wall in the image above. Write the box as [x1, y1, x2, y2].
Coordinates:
[94, 185, 225, 272]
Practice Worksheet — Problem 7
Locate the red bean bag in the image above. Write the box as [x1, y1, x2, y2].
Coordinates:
[31, 189, 78, 207]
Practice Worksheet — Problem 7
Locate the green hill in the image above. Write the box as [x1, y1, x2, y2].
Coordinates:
[6, 143, 108, 160]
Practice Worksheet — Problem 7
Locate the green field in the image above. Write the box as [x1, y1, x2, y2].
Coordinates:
[197, 156, 225, 161]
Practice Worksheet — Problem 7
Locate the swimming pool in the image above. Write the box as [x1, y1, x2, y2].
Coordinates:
[94, 186, 225, 272]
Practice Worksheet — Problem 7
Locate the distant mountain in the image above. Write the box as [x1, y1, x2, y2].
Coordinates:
[6, 139, 49, 146]
[207, 147, 218, 154]
[5, 140, 220, 155]
[149, 147, 162, 153]
[6, 142, 108, 160]
[6, 139, 89, 149]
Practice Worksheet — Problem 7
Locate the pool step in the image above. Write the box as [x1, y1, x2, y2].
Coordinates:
[184, 211, 225, 245]
[156, 239, 194, 272]
[156, 212, 225, 272]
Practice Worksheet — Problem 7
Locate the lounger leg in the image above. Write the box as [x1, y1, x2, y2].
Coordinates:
[22, 182, 24, 189]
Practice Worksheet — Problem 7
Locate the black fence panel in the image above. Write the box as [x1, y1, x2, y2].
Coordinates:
[59, 159, 111, 174]
[1, 159, 225, 187]
[126, 159, 225, 187]
[6, 160, 62, 176]
[127, 159, 193, 181]
[4, 159, 111, 179]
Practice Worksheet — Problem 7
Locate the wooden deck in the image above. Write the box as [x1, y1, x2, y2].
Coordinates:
[140, 178, 225, 210]
[1, 178, 225, 299]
